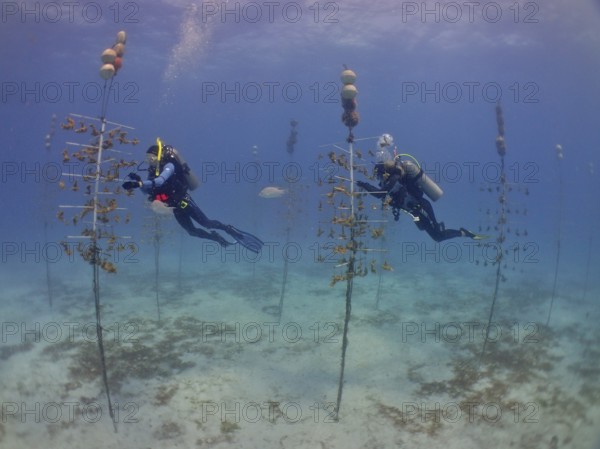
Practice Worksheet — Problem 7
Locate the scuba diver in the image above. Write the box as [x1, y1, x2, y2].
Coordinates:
[356, 134, 486, 243]
[122, 139, 264, 253]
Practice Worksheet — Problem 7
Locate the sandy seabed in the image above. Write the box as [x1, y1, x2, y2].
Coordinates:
[1, 249, 599, 449]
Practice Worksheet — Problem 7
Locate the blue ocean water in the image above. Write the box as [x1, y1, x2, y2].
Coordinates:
[1, 1, 599, 448]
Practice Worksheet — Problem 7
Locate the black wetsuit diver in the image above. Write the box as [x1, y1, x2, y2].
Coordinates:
[357, 158, 484, 243]
[122, 143, 263, 253]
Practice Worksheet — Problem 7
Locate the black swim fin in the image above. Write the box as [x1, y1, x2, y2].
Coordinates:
[225, 225, 264, 253]
[209, 231, 235, 247]
[461, 228, 490, 240]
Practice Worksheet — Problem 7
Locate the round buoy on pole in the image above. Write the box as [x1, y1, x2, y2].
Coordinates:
[101, 48, 116, 64]
[99, 64, 116, 80]
[340, 69, 357, 85]
[113, 43, 125, 57]
[341, 84, 358, 100]
[116, 30, 127, 44]
[98, 31, 127, 80]
[340, 67, 360, 132]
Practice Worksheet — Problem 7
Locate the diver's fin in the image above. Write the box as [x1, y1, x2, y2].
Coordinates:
[209, 231, 235, 247]
[225, 226, 264, 253]
[461, 228, 490, 240]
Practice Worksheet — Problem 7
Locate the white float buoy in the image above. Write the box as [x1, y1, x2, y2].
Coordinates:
[99, 63, 115, 80]
[340, 69, 357, 85]
[341, 84, 358, 100]
[101, 48, 116, 64]
[113, 43, 125, 57]
[116, 30, 127, 44]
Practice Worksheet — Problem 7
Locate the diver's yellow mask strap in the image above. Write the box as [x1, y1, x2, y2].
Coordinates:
[155, 137, 163, 176]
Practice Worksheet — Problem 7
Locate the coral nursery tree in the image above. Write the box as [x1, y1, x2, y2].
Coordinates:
[478, 102, 530, 363]
[317, 67, 388, 420]
[56, 31, 137, 432]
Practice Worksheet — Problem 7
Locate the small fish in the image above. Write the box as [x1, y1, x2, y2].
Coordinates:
[382, 261, 393, 271]
[259, 186, 287, 198]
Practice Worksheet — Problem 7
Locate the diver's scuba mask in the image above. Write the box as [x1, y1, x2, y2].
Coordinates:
[145, 138, 164, 173]
[146, 153, 158, 167]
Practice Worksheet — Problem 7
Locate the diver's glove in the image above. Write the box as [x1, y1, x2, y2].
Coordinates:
[356, 180, 370, 190]
[356, 180, 386, 199]
[122, 172, 142, 190]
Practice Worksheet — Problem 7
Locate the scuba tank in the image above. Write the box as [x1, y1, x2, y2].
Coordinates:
[372, 134, 443, 202]
[153, 138, 200, 191]
[167, 146, 200, 191]
[398, 157, 444, 202]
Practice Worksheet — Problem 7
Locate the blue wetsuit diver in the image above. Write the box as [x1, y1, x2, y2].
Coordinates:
[122, 141, 263, 253]
[356, 134, 486, 243]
